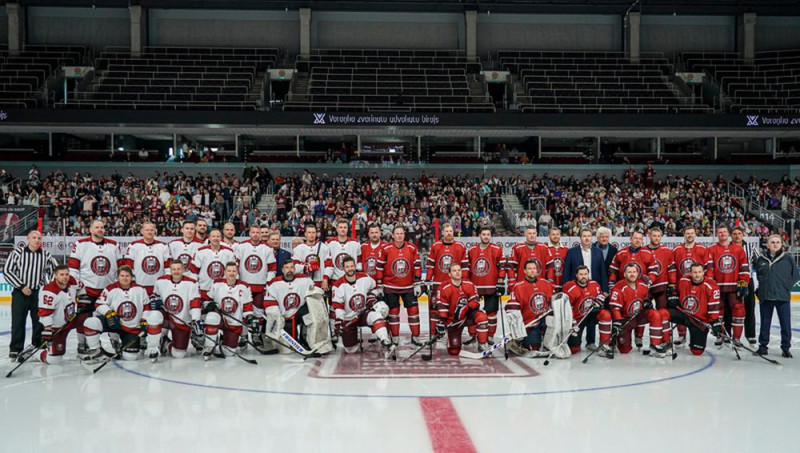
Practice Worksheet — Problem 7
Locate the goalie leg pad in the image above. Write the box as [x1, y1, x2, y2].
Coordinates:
[505, 310, 527, 340]
[304, 293, 334, 354]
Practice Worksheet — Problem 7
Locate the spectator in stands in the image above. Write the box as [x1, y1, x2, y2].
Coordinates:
[138, 148, 149, 160]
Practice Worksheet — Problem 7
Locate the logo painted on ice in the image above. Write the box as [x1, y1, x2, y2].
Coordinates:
[746, 115, 759, 126]
[313, 113, 326, 124]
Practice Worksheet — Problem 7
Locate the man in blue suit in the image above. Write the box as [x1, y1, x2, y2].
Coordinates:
[265, 231, 293, 277]
[563, 228, 609, 350]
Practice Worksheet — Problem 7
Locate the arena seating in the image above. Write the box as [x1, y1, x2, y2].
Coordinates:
[683, 49, 800, 114]
[500, 51, 713, 114]
[284, 49, 495, 112]
[0, 45, 86, 108]
[65, 47, 279, 110]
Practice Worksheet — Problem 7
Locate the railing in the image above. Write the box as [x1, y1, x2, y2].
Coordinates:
[729, 181, 787, 231]
[0, 209, 39, 243]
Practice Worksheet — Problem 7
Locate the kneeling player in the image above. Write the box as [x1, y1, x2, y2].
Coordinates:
[23, 265, 86, 364]
[597, 263, 666, 358]
[562, 266, 605, 354]
[659, 263, 721, 356]
[201, 262, 253, 360]
[505, 259, 553, 354]
[434, 263, 489, 355]
[332, 256, 394, 358]
[83, 266, 150, 362]
[144, 261, 202, 361]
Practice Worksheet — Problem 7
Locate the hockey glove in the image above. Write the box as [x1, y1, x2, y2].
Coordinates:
[736, 281, 748, 300]
[149, 293, 164, 311]
[455, 304, 470, 321]
[710, 319, 722, 337]
[76, 295, 95, 314]
[41, 326, 54, 344]
[245, 315, 260, 335]
[413, 281, 425, 298]
[333, 318, 344, 336]
[139, 319, 148, 334]
[435, 322, 447, 337]
[104, 310, 121, 331]
[594, 293, 607, 309]
[667, 294, 680, 309]
[190, 320, 205, 337]
[372, 286, 384, 300]
[666, 283, 676, 299]
[640, 275, 652, 288]
[642, 299, 654, 310]
[495, 280, 506, 296]
[611, 320, 624, 337]
[204, 301, 219, 314]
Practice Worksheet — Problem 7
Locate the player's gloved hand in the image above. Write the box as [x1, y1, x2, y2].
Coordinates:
[736, 280, 748, 300]
[245, 315, 260, 335]
[612, 320, 623, 337]
[666, 283, 676, 299]
[435, 322, 447, 337]
[642, 299, 653, 310]
[640, 275, 652, 288]
[495, 280, 506, 296]
[413, 281, 425, 298]
[372, 286, 383, 300]
[149, 293, 164, 311]
[334, 318, 344, 336]
[104, 310, 121, 331]
[204, 301, 219, 313]
[76, 295, 94, 314]
[667, 294, 680, 309]
[190, 320, 205, 337]
[41, 326, 54, 344]
[455, 304, 470, 321]
[594, 293, 607, 309]
[710, 319, 722, 337]
[570, 321, 580, 337]
[139, 319, 148, 333]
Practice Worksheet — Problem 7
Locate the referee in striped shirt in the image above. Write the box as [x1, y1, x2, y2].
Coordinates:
[2, 230, 57, 360]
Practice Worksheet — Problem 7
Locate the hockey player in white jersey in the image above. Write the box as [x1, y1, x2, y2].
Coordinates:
[202, 262, 254, 360]
[189, 229, 236, 300]
[332, 256, 394, 359]
[82, 266, 150, 362]
[68, 219, 120, 301]
[326, 219, 361, 342]
[292, 223, 332, 290]
[167, 221, 202, 276]
[122, 222, 169, 295]
[144, 261, 202, 361]
[234, 225, 276, 349]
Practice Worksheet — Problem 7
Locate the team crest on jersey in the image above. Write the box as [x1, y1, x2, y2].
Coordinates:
[528, 292, 548, 314]
[679, 258, 695, 275]
[349, 294, 366, 312]
[221, 297, 238, 314]
[472, 258, 491, 277]
[627, 299, 643, 317]
[178, 254, 192, 266]
[365, 257, 378, 276]
[334, 253, 350, 270]
[553, 258, 563, 272]
[717, 255, 736, 274]
[164, 295, 184, 314]
[652, 259, 663, 275]
[90, 256, 111, 276]
[245, 255, 263, 273]
[208, 261, 225, 279]
[64, 303, 76, 321]
[579, 297, 595, 315]
[283, 293, 301, 311]
[142, 256, 161, 275]
[682, 295, 700, 314]
[117, 301, 137, 322]
[392, 259, 410, 278]
[437, 254, 454, 273]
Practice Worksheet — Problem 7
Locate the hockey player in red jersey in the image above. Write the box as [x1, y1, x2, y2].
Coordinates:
[22, 265, 86, 364]
[82, 266, 150, 363]
[505, 259, 554, 352]
[360, 224, 387, 281]
[671, 226, 710, 344]
[201, 262, 254, 360]
[425, 223, 468, 336]
[190, 229, 236, 300]
[707, 224, 751, 343]
[121, 222, 169, 295]
[659, 262, 721, 356]
[465, 227, 506, 342]
[562, 266, 605, 354]
[145, 261, 202, 360]
[642, 227, 676, 344]
[376, 226, 423, 346]
[507, 225, 551, 287]
[332, 256, 394, 358]
[433, 263, 489, 355]
[596, 263, 667, 358]
[608, 230, 657, 287]
[545, 227, 568, 291]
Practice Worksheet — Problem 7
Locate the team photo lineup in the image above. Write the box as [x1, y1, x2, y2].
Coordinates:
[4, 205, 793, 373]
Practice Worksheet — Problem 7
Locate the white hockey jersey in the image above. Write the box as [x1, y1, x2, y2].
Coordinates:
[96, 283, 150, 334]
[122, 239, 169, 291]
[331, 273, 377, 322]
[190, 244, 236, 292]
[68, 237, 120, 298]
[38, 276, 83, 328]
[292, 241, 332, 283]
[234, 240, 277, 293]
[153, 275, 202, 329]
[264, 274, 315, 319]
[167, 238, 203, 273]
[208, 279, 253, 327]
[326, 238, 362, 280]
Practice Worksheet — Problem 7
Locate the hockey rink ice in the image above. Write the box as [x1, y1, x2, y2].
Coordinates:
[1, 305, 797, 453]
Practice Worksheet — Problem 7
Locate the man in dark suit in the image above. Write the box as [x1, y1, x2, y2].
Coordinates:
[593, 226, 617, 276]
[265, 231, 292, 277]
[563, 228, 609, 293]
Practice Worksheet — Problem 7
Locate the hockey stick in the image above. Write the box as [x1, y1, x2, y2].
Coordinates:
[184, 310, 276, 356]
[459, 309, 553, 360]
[499, 292, 508, 360]
[202, 333, 258, 365]
[6, 316, 77, 378]
[582, 308, 641, 364]
[401, 318, 466, 363]
[543, 309, 593, 366]
[642, 322, 678, 360]
[80, 334, 142, 375]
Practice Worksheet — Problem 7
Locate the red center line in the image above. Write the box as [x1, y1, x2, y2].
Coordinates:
[419, 397, 478, 453]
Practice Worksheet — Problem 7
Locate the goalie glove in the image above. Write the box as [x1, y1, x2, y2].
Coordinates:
[149, 293, 164, 311]
[736, 281, 748, 300]
[104, 310, 121, 331]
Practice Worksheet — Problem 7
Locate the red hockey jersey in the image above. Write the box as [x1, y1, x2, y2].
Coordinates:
[425, 240, 468, 285]
[562, 279, 603, 322]
[546, 244, 568, 290]
[360, 241, 387, 280]
[646, 244, 677, 292]
[507, 242, 551, 285]
[706, 242, 751, 292]
[608, 280, 651, 320]
[465, 243, 506, 295]
[609, 247, 657, 286]
[672, 243, 711, 278]
[676, 276, 721, 325]
[435, 280, 480, 325]
[377, 242, 421, 294]
[507, 278, 554, 326]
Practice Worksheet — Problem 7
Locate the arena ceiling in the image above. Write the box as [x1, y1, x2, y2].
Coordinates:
[6, 0, 800, 16]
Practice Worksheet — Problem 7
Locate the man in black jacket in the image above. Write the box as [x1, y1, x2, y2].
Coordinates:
[752, 234, 797, 358]
[593, 226, 617, 274]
